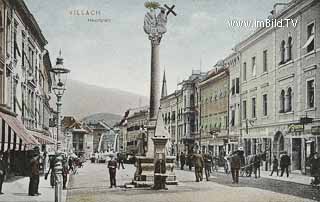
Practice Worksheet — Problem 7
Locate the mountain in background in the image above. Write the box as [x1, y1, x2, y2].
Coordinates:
[61, 79, 148, 119]
[81, 113, 122, 126]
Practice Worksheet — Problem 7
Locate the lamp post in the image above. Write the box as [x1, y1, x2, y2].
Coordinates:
[50, 51, 70, 202]
[50, 51, 70, 151]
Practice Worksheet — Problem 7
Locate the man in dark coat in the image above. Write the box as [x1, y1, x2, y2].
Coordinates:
[117, 153, 125, 169]
[62, 158, 69, 190]
[29, 152, 41, 196]
[203, 152, 212, 181]
[270, 155, 279, 176]
[230, 152, 241, 184]
[108, 155, 117, 188]
[0, 153, 7, 194]
[180, 152, 186, 170]
[45, 156, 56, 188]
[310, 152, 320, 185]
[253, 154, 261, 178]
[280, 153, 290, 177]
[193, 152, 204, 182]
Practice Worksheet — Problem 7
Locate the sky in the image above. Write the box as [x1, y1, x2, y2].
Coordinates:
[25, 0, 288, 96]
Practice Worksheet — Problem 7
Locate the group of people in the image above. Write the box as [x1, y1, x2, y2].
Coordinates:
[178, 151, 217, 182]
[270, 153, 291, 177]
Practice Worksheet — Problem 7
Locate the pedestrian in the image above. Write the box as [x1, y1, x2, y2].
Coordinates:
[117, 153, 125, 169]
[224, 155, 230, 174]
[193, 152, 204, 182]
[310, 152, 320, 185]
[208, 152, 213, 173]
[45, 155, 56, 188]
[0, 153, 7, 194]
[180, 152, 185, 170]
[29, 150, 41, 196]
[253, 154, 261, 178]
[203, 152, 211, 181]
[270, 155, 279, 176]
[108, 155, 117, 188]
[280, 152, 290, 177]
[68, 158, 74, 172]
[62, 157, 69, 190]
[187, 153, 193, 171]
[230, 152, 241, 184]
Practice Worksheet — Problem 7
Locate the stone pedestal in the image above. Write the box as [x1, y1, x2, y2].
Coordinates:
[133, 119, 177, 187]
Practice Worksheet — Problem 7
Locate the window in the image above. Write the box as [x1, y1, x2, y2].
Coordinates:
[231, 79, 235, 95]
[242, 100, 247, 120]
[252, 57, 256, 77]
[280, 90, 285, 113]
[236, 78, 240, 94]
[304, 23, 315, 53]
[287, 37, 292, 61]
[286, 88, 292, 112]
[22, 41, 25, 67]
[263, 50, 268, 72]
[231, 109, 235, 127]
[243, 62, 247, 81]
[252, 97, 256, 118]
[280, 40, 286, 64]
[307, 79, 315, 108]
[263, 94, 268, 116]
[13, 31, 17, 59]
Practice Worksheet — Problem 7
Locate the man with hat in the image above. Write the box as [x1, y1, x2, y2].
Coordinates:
[230, 150, 241, 184]
[280, 151, 290, 177]
[29, 147, 41, 196]
[107, 154, 117, 188]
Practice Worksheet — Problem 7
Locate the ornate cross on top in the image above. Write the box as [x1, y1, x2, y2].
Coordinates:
[164, 4, 177, 16]
[144, 2, 177, 39]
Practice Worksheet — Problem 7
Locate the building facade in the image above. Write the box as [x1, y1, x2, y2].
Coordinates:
[198, 65, 229, 157]
[125, 109, 148, 155]
[0, 0, 55, 177]
[225, 53, 241, 151]
[235, 0, 320, 173]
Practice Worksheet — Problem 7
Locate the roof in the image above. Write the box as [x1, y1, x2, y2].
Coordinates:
[13, 0, 48, 48]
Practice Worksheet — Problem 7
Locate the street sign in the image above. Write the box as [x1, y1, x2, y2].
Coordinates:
[288, 123, 304, 133]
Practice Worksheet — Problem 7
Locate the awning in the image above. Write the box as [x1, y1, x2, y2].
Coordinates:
[30, 130, 56, 145]
[0, 111, 39, 150]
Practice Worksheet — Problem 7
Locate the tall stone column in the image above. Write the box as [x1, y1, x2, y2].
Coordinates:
[149, 37, 161, 120]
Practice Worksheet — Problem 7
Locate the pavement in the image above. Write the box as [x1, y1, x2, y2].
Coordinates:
[212, 166, 312, 185]
[66, 162, 318, 202]
[0, 174, 68, 202]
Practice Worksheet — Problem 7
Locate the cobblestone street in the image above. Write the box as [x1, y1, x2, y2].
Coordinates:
[66, 162, 319, 202]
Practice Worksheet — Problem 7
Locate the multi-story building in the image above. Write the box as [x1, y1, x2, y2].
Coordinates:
[179, 70, 204, 154]
[235, 0, 320, 173]
[198, 64, 229, 157]
[160, 91, 178, 155]
[62, 116, 93, 158]
[125, 108, 148, 155]
[225, 52, 241, 151]
[0, 0, 55, 176]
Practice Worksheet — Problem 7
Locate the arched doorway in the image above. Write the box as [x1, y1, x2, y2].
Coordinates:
[273, 131, 285, 158]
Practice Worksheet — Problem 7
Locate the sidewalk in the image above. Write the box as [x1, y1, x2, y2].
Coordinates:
[214, 167, 312, 185]
[0, 175, 68, 202]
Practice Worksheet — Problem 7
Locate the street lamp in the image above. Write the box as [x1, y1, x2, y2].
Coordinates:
[50, 51, 70, 151]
